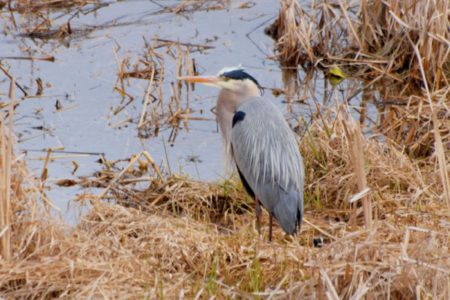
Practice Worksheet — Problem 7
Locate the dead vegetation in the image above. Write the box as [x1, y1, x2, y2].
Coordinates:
[8, 0, 100, 12]
[2, 0, 106, 42]
[0, 0, 449, 298]
[1, 95, 448, 298]
[112, 37, 213, 141]
[267, 0, 450, 158]
[171, 0, 229, 14]
[151, 0, 256, 15]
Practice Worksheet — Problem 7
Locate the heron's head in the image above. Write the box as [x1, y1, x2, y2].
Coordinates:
[178, 67, 263, 98]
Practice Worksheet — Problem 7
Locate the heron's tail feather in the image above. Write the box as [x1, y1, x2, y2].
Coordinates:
[272, 189, 303, 235]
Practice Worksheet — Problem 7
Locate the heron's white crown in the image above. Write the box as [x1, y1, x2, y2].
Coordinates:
[215, 66, 261, 95]
[217, 65, 243, 77]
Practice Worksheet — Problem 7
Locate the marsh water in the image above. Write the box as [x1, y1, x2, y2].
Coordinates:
[0, 1, 373, 223]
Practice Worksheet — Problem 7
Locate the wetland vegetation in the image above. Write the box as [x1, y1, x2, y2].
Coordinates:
[0, 0, 448, 298]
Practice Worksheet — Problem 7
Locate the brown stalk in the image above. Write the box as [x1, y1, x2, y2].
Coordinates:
[341, 106, 372, 228]
[0, 55, 55, 62]
[0, 78, 14, 261]
[0, 63, 28, 96]
[97, 150, 163, 200]
[138, 67, 156, 128]
[337, 0, 362, 50]
[408, 36, 450, 207]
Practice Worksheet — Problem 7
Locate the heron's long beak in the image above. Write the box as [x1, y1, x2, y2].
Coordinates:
[177, 75, 221, 87]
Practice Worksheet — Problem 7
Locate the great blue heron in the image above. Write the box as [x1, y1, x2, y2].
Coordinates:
[179, 67, 304, 241]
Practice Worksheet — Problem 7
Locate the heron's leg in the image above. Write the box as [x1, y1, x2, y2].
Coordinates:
[255, 197, 261, 235]
[268, 214, 273, 242]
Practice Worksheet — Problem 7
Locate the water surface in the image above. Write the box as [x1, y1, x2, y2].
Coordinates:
[1, 0, 318, 223]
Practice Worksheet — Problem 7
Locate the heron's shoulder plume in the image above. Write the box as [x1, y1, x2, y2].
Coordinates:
[232, 111, 246, 128]
[218, 66, 261, 88]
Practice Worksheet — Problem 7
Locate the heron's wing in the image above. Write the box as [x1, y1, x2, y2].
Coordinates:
[258, 181, 303, 234]
[231, 97, 304, 234]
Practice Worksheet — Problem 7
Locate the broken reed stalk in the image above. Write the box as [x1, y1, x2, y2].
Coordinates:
[39, 148, 52, 212]
[0, 78, 14, 261]
[175, 46, 184, 127]
[138, 67, 156, 128]
[337, 0, 361, 50]
[179, 46, 192, 130]
[0, 123, 11, 261]
[112, 46, 128, 105]
[0, 63, 27, 96]
[320, 268, 340, 300]
[97, 151, 163, 200]
[0, 55, 55, 62]
[341, 105, 372, 228]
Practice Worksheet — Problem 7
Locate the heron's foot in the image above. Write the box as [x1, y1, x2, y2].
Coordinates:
[255, 198, 262, 236]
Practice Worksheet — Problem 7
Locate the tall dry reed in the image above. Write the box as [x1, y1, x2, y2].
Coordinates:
[0, 79, 14, 261]
[269, 0, 449, 158]
[1, 102, 448, 298]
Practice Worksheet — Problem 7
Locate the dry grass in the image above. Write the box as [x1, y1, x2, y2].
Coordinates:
[0, 0, 449, 298]
[8, 0, 100, 12]
[1, 99, 448, 298]
[152, 0, 257, 15]
[269, 0, 450, 87]
[166, 0, 230, 14]
[268, 0, 450, 158]
[2, 0, 104, 41]
[0, 79, 14, 262]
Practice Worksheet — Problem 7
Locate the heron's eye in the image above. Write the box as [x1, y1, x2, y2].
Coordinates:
[221, 76, 230, 81]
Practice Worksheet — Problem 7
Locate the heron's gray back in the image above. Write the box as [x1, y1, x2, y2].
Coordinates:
[231, 97, 304, 234]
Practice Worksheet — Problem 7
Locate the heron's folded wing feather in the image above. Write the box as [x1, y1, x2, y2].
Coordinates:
[231, 97, 304, 233]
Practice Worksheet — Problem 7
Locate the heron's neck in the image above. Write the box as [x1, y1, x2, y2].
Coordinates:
[218, 85, 260, 111]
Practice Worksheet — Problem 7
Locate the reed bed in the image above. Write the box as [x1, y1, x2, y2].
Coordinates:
[0, 0, 448, 298]
[268, 0, 450, 158]
[1, 99, 448, 298]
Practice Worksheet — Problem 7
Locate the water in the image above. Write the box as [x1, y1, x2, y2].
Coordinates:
[1, 0, 316, 223]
